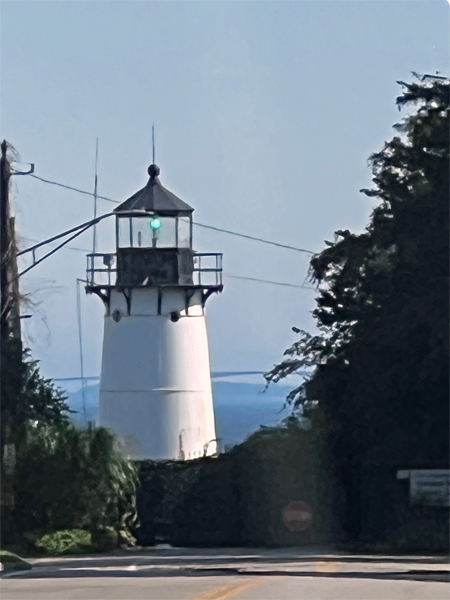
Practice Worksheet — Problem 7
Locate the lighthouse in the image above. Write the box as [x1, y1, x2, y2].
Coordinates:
[86, 164, 223, 461]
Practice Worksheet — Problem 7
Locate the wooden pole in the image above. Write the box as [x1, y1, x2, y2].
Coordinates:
[0, 140, 22, 343]
[0, 139, 11, 341]
[0, 139, 16, 539]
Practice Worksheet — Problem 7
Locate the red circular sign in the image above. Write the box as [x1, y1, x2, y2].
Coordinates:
[282, 500, 313, 532]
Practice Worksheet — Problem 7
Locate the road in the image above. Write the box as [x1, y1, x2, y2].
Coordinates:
[2, 546, 449, 600]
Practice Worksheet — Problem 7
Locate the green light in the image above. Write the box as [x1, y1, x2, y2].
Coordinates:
[150, 217, 161, 230]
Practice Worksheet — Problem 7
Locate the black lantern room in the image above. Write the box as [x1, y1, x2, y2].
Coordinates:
[86, 165, 222, 295]
[114, 164, 195, 287]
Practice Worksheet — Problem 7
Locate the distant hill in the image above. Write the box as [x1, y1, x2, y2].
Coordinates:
[66, 380, 293, 448]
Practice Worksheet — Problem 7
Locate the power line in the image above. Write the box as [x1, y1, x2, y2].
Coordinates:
[17, 212, 114, 257]
[54, 376, 99, 382]
[226, 274, 314, 290]
[54, 371, 265, 382]
[195, 223, 313, 254]
[21, 237, 89, 253]
[30, 174, 118, 204]
[54, 369, 310, 383]
[17, 223, 95, 279]
[20, 236, 314, 290]
[15, 213, 114, 279]
[29, 173, 314, 254]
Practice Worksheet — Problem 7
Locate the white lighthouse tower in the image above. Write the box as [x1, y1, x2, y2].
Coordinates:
[86, 163, 223, 461]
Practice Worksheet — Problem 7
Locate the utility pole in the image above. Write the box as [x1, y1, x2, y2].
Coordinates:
[0, 139, 16, 539]
[0, 140, 33, 540]
[0, 139, 12, 341]
[0, 140, 22, 342]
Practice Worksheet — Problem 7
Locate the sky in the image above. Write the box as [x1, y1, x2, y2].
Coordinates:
[1, 0, 449, 384]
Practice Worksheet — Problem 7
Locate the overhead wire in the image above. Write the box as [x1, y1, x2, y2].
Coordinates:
[17, 212, 114, 257]
[19, 173, 315, 288]
[20, 236, 315, 290]
[21, 237, 88, 253]
[15, 213, 114, 279]
[30, 174, 118, 204]
[54, 371, 266, 382]
[194, 223, 313, 254]
[225, 274, 314, 289]
[29, 173, 314, 255]
[17, 222, 97, 279]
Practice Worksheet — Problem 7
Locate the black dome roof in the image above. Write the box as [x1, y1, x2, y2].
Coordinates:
[114, 165, 194, 215]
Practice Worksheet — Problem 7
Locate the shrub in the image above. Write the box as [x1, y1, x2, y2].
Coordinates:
[13, 421, 138, 536]
[32, 529, 91, 555]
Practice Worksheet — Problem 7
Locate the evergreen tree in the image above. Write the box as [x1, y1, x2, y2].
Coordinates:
[266, 74, 449, 467]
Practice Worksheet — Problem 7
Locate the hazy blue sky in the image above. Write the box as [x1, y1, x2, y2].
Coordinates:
[1, 1, 449, 383]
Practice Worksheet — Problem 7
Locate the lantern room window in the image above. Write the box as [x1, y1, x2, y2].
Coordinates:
[116, 213, 192, 249]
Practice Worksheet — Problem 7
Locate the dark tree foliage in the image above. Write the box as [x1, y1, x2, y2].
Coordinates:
[1, 337, 70, 451]
[266, 75, 449, 466]
[1, 338, 138, 539]
[1, 338, 71, 543]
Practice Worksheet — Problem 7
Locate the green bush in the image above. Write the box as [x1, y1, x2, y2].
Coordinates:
[13, 421, 138, 536]
[32, 529, 91, 555]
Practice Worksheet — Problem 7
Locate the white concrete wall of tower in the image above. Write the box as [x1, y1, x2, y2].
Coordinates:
[98, 288, 218, 461]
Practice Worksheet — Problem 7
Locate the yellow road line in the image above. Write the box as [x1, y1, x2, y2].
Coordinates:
[188, 577, 266, 600]
[315, 561, 338, 573]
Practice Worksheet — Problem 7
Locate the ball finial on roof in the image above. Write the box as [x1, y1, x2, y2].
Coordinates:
[148, 164, 160, 178]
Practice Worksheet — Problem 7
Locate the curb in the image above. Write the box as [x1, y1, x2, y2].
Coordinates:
[1, 560, 32, 575]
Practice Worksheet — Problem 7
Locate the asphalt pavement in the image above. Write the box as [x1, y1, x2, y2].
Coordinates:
[1, 546, 449, 600]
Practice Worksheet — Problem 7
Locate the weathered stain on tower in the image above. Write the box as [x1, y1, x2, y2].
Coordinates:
[86, 164, 223, 460]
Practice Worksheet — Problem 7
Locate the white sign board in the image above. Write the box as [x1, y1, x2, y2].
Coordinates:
[409, 470, 449, 507]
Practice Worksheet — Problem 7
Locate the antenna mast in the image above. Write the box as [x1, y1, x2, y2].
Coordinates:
[92, 138, 99, 254]
[76, 279, 87, 421]
[152, 125, 155, 164]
